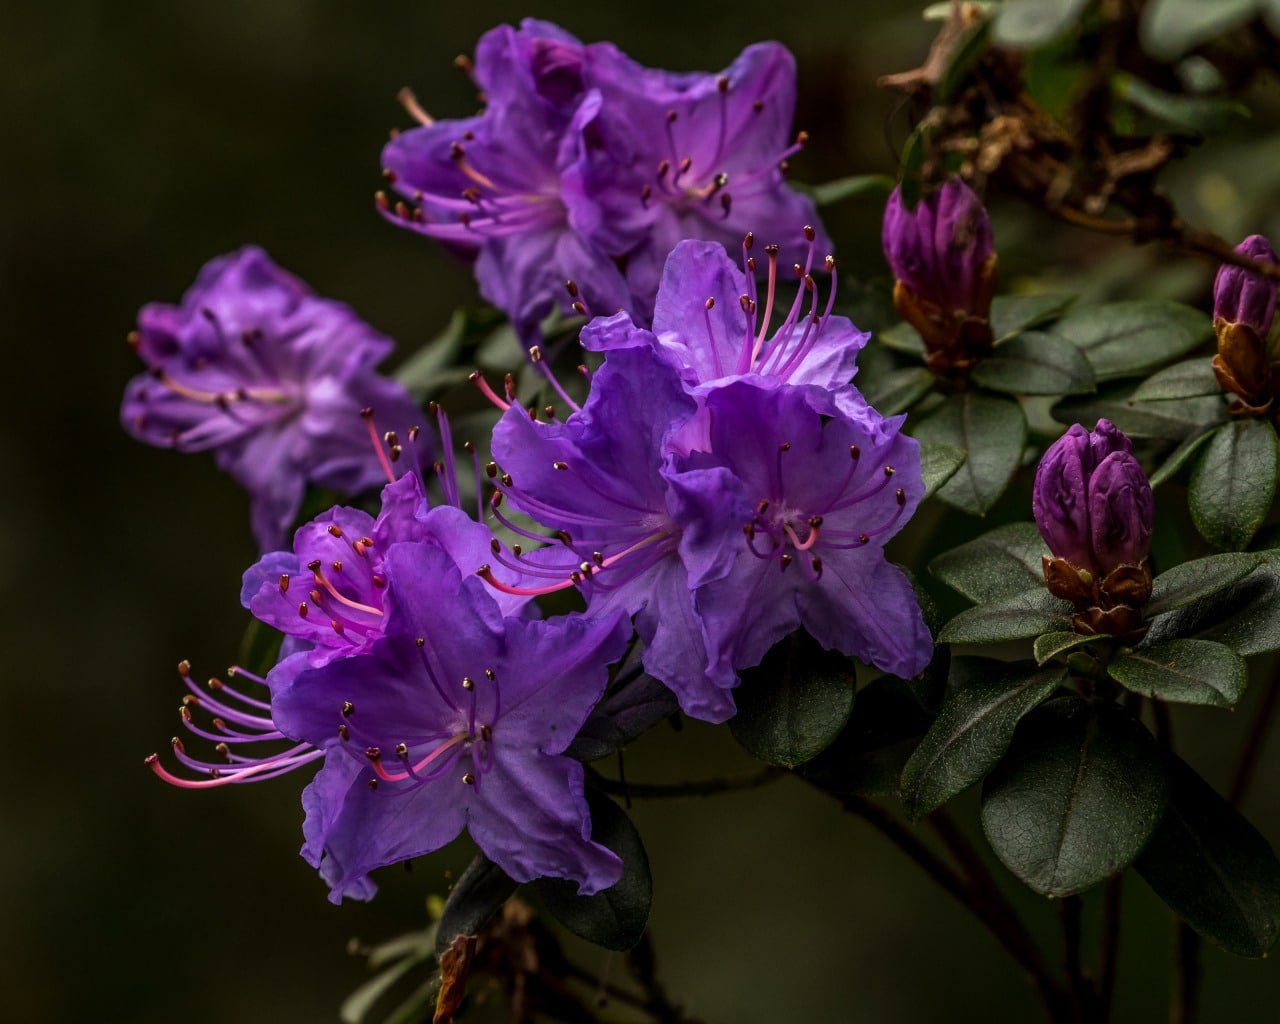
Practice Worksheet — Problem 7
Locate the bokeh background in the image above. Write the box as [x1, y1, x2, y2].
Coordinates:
[5, 2, 1280, 1021]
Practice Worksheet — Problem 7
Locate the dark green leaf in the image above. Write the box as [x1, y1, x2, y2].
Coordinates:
[1147, 552, 1264, 616]
[864, 366, 935, 416]
[990, 293, 1076, 341]
[1150, 424, 1222, 487]
[1137, 755, 1280, 957]
[938, 587, 1072, 645]
[920, 442, 967, 501]
[568, 670, 680, 762]
[811, 174, 895, 206]
[930, 522, 1047, 604]
[1033, 631, 1101, 666]
[1109, 639, 1247, 708]
[1145, 557, 1280, 657]
[800, 676, 936, 798]
[1189, 417, 1279, 550]
[879, 321, 926, 357]
[900, 658, 1065, 819]
[994, 0, 1090, 47]
[730, 632, 855, 768]
[981, 697, 1169, 896]
[394, 310, 471, 399]
[237, 617, 284, 680]
[435, 855, 518, 956]
[1114, 72, 1249, 135]
[535, 794, 652, 951]
[973, 331, 1095, 395]
[1140, 0, 1260, 62]
[1131, 358, 1220, 401]
[1047, 301, 1212, 381]
[898, 125, 927, 210]
[913, 392, 1028, 515]
[1052, 389, 1223, 441]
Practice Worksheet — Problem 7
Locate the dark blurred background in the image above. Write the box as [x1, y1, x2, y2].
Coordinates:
[5, 2, 1280, 1021]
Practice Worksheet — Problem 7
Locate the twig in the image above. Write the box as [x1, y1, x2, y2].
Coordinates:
[587, 765, 785, 799]
[837, 793, 1069, 1021]
[1059, 896, 1089, 1022]
[1172, 926, 1202, 1024]
[1098, 875, 1123, 1022]
[1228, 681, 1280, 807]
[627, 931, 694, 1023]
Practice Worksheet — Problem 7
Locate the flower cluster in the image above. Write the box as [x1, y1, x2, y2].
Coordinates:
[121, 247, 426, 550]
[379, 19, 826, 344]
[1033, 419, 1154, 640]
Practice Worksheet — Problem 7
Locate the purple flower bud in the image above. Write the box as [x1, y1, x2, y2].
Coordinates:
[1213, 234, 1278, 336]
[882, 179, 994, 316]
[1089, 452, 1154, 571]
[1033, 419, 1152, 575]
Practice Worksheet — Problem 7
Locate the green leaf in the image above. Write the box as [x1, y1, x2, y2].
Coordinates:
[1033, 631, 1101, 666]
[929, 522, 1047, 604]
[973, 331, 1095, 395]
[990, 293, 1076, 341]
[1131, 358, 1220, 401]
[1147, 552, 1264, 616]
[800, 675, 937, 798]
[863, 366, 935, 416]
[920, 442, 967, 501]
[981, 696, 1169, 897]
[900, 658, 1065, 820]
[938, 587, 1072, 645]
[879, 321, 927, 357]
[1145, 558, 1280, 657]
[994, 0, 1090, 48]
[913, 392, 1028, 515]
[1114, 71, 1249, 135]
[393, 310, 470, 400]
[898, 124, 928, 210]
[535, 794, 652, 952]
[1189, 418, 1280, 550]
[1109, 639, 1247, 708]
[1150, 424, 1222, 487]
[1140, 0, 1261, 62]
[730, 632, 855, 768]
[237, 617, 284, 679]
[1137, 755, 1280, 957]
[434, 854, 518, 956]
[1047, 301, 1212, 381]
[811, 174, 894, 207]
[1052, 388, 1223, 441]
[938, 21, 992, 102]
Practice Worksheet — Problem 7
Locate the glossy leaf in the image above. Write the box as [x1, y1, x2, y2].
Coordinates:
[930, 522, 1047, 604]
[920, 441, 967, 501]
[1150, 424, 1221, 487]
[1137, 755, 1280, 957]
[1052, 388, 1223, 441]
[1114, 72, 1249, 135]
[938, 587, 1071, 645]
[434, 855, 518, 956]
[973, 330, 1095, 395]
[1033, 631, 1101, 666]
[811, 174, 895, 206]
[900, 658, 1065, 820]
[1146, 552, 1264, 616]
[535, 794, 652, 952]
[1109, 639, 1247, 708]
[1189, 418, 1279, 550]
[864, 366, 935, 416]
[990, 293, 1075, 341]
[568, 668, 679, 762]
[730, 632, 855, 768]
[879, 321, 926, 357]
[1140, 0, 1260, 62]
[981, 696, 1169, 897]
[1047, 301, 1212, 381]
[994, 0, 1090, 47]
[1131, 358, 1220, 401]
[1145, 558, 1280, 657]
[913, 392, 1028, 515]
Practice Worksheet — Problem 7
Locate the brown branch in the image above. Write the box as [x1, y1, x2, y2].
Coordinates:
[1228, 680, 1280, 807]
[587, 765, 785, 800]
[1098, 875, 1123, 1023]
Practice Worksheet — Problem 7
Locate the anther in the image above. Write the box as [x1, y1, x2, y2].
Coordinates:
[342, 701, 355, 716]
[757, 499, 770, 514]
[744, 231, 754, 250]
[372, 575, 386, 588]
[395, 742, 409, 758]
[484, 668, 496, 681]
[177, 660, 192, 677]
[127, 330, 140, 348]
[765, 243, 779, 256]
[850, 444, 860, 460]
[368, 779, 378, 791]
[365, 746, 381, 761]
[171, 737, 185, 753]
[462, 677, 475, 691]
[780, 442, 792, 452]
[486, 461, 498, 478]
[883, 465, 896, 477]
[328, 524, 343, 538]
[415, 637, 425, 647]
[374, 192, 390, 212]
[462, 773, 475, 785]
[338, 724, 349, 741]
[566, 280, 579, 297]
[490, 538, 501, 554]
[279, 574, 290, 592]
[528, 344, 544, 362]
[307, 559, 322, 572]
[553, 461, 569, 471]
[796, 131, 810, 146]
[780, 554, 794, 570]
[331, 561, 342, 572]
[717, 75, 729, 93]
[706, 297, 715, 310]
[215, 742, 231, 758]
[896, 487, 906, 506]
[331, 619, 344, 635]
[753, 100, 764, 113]
[480, 725, 492, 741]
[666, 109, 678, 124]
[298, 601, 309, 618]
[804, 224, 816, 242]
[809, 516, 824, 527]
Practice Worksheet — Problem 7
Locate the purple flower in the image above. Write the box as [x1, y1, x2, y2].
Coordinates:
[580, 234, 865, 397]
[882, 179, 995, 317]
[275, 543, 631, 902]
[121, 247, 426, 550]
[1033, 420, 1153, 575]
[571, 40, 827, 313]
[1213, 234, 1278, 335]
[668, 381, 932, 691]
[485, 347, 743, 722]
[381, 21, 629, 343]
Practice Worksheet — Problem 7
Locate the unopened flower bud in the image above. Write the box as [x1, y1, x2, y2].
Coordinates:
[1213, 234, 1278, 336]
[1033, 420, 1150, 577]
[882, 178, 995, 319]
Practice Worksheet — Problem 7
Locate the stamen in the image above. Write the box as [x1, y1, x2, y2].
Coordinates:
[470, 371, 511, 411]
[360, 408, 398, 485]
[397, 86, 434, 126]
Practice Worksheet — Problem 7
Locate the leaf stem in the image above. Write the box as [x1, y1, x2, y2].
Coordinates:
[585, 765, 785, 800]
[1228, 679, 1280, 807]
[1098, 875, 1123, 1022]
[1172, 926, 1202, 1024]
[1059, 896, 1090, 1022]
